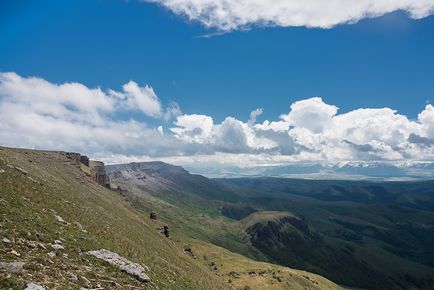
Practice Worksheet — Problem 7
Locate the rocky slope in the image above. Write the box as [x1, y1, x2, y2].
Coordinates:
[0, 147, 228, 289]
[0, 147, 341, 290]
[108, 161, 434, 289]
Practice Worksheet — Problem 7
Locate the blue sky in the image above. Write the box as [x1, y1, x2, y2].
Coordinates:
[1, 0, 434, 122]
[1, 0, 434, 172]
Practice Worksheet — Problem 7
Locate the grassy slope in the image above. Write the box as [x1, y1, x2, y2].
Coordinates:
[223, 178, 434, 289]
[0, 147, 341, 290]
[0, 147, 228, 289]
[107, 166, 269, 262]
[191, 239, 342, 290]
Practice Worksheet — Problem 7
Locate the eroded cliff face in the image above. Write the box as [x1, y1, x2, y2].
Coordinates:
[0, 147, 230, 290]
[64, 152, 110, 188]
[87, 160, 110, 188]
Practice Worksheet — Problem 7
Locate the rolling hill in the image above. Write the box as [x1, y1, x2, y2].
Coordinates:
[224, 178, 434, 289]
[0, 147, 341, 290]
[108, 162, 434, 289]
[4, 146, 433, 289]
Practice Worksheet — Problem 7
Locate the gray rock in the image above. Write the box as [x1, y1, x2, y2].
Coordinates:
[0, 261, 25, 273]
[3, 237, 11, 244]
[51, 244, 64, 250]
[68, 273, 78, 283]
[79, 276, 91, 287]
[28, 176, 41, 184]
[25, 282, 45, 290]
[14, 166, 28, 175]
[54, 214, 68, 225]
[87, 249, 150, 282]
[0, 169, 5, 174]
[28, 242, 37, 248]
[54, 240, 62, 245]
[73, 221, 84, 230]
[47, 252, 56, 258]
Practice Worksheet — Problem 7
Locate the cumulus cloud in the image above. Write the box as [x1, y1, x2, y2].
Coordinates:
[108, 80, 181, 120]
[1, 72, 434, 168]
[171, 114, 214, 143]
[170, 97, 434, 162]
[145, 0, 434, 31]
[0, 72, 183, 158]
[248, 108, 263, 125]
[280, 97, 338, 133]
[119, 81, 163, 118]
[418, 104, 434, 138]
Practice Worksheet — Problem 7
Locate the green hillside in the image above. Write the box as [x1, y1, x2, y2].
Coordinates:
[0, 147, 230, 289]
[108, 162, 434, 289]
[0, 147, 341, 290]
[224, 178, 434, 289]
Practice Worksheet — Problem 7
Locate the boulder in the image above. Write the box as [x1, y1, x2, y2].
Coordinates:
[54, 214, 68, 225]
[163, 225, 170, 238]
[87, 249, 150, 282]
[0, 261, 25, 273]
[51, 244, 64, 250]
[150, 212, 158, 220]
[73, 221, 84, 231]
[14, 166, 28, 175]
[79, 275, 91, 287]
[25, 282, 45, 290]
[68, 273, 78, 283]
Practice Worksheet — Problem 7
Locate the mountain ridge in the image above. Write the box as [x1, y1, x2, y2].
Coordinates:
[108, 160, 434, 289]
[0, 147, 341, 290]
[183, 160, 434, 180]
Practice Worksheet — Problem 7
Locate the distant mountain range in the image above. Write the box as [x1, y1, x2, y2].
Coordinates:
[0, 147, 341, 290]
[4, 146, 433, 289]
[184, 161, 434, 180]
[107, 160, 434, 289]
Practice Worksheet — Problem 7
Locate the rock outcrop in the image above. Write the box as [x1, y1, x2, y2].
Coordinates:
[64, 151, 110, 188]
[0, 261, 25, 273]
[88, 161, 110, 188]
[24, 282, 46, 290]
[87, 249, 150, 282]
[150, 212, 157, 220]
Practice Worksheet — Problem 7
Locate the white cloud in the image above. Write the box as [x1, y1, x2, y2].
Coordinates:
[171, 114, 214, 143]
[280, 97, 338, 133]
[248, 108, 263, 125]
[170, 97, 434, 162]
[108, 80, 181, 120]
[0, 72, 184, 158]
[146, 0, 434, 31]
[418, 104, 434, 138]
[1, 72, 434, 170]
[120, 81, 163, 118]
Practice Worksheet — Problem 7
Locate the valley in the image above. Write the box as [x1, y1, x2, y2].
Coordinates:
[108, 161, 434, 289]
[2, 146, 434, 289]
[0, 147, 341, 289]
